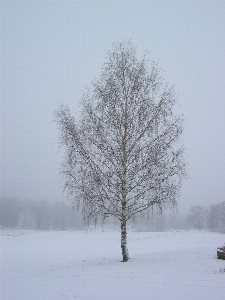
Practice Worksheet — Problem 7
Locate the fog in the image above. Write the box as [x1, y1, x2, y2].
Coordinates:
[1, 1, 225, 214]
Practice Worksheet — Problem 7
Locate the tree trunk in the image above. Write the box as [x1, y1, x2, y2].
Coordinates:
[121, 220, 129, 262]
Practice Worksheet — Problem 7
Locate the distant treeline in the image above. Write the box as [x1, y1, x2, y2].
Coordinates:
[0, 196, 184, 231]
[130, 201, 225, 233]
[0, 196, 224, 232]
[82, 200, 225, 233]
[186, 201, 225, 232]
[0, 197, 84, 230]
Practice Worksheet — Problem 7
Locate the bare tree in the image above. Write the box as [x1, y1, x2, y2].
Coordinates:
[55, 41, 186, 262]
[208, 202, 225, 232]
[187, 205, 207, 231]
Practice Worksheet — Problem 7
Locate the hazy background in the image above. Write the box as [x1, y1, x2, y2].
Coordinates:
[1, 1, 225, 213]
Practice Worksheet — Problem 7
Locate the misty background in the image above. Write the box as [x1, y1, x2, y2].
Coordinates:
[1, 1, 225, 219]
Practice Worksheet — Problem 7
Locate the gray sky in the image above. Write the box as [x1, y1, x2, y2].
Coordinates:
[1, 1, 225, 213]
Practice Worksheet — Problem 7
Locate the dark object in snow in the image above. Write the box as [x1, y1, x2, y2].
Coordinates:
[217, 245, 225, 259]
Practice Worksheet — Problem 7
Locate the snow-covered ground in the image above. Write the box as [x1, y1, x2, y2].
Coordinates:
[1, 229, 225, 300]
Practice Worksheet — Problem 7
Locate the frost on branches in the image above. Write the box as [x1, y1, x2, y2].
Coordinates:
[55, 41, 186, 262]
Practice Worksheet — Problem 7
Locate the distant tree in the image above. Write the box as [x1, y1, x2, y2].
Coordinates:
[0, 197, 21, 228]
[217, 201, 225, 232]
[19, 199, 36, 229]
[187, 205, 207, 231]
[33, 200, 50, 230]
[55, 41, 186, 262]
[207, 204, 219, 231]
[50, 201, 76, 231]
[208, 201, 225, 232]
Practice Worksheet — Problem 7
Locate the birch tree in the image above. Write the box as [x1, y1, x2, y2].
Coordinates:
[55, 41, 186, 262]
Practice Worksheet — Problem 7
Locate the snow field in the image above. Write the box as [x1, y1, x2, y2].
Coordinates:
[1, 230, 225, 300]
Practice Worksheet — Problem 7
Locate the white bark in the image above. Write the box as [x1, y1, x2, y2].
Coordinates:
[121, 220, 129, 262]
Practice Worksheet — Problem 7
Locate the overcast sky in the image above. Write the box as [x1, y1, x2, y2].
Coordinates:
[1, 1, 225, 213]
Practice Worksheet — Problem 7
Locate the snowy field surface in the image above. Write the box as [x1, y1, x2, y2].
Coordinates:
[1, 229, 225, 300]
